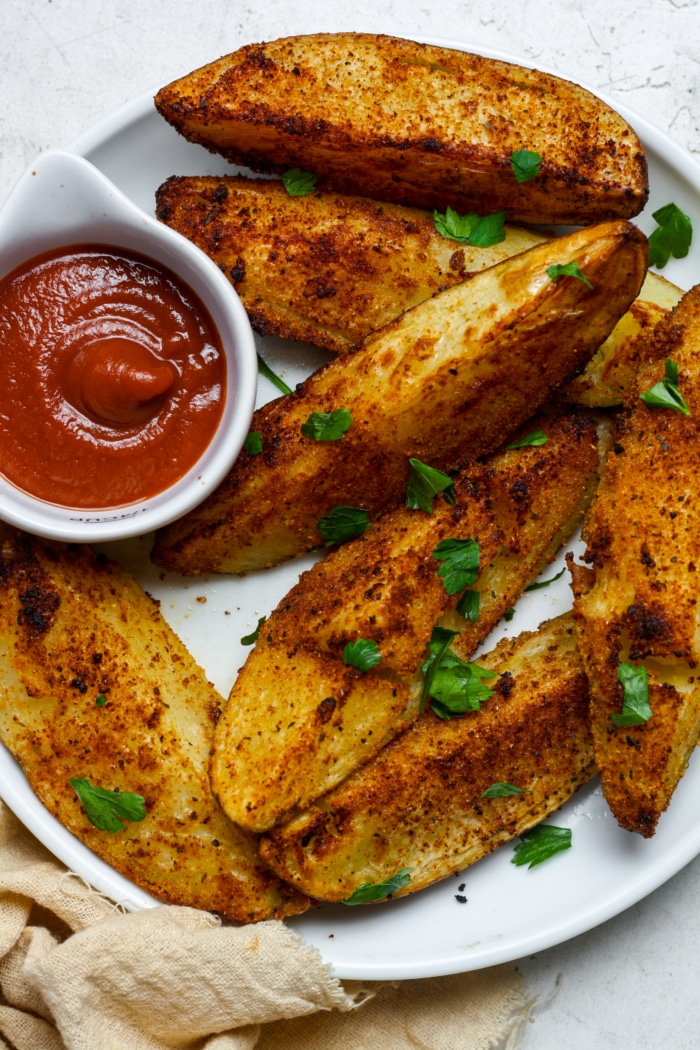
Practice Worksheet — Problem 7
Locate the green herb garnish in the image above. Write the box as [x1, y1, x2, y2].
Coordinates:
[647, 202, 692, 269]
[503, 607, 516, 622]
[433, 207, 506, 247]
[317, 506, 370, 546]
[300, 409, 352, 441]
[511, 824, 572, 868]
[241, 616, 266, 646]
[95, 694, 107, 708]
[281, 168, 317, 196]
[524, 567, 566, 591]
[431, 538, 480, 595]
[244, 431, 263, 455]
[611, 663, 652, 727]
[547, 262, 594, 289]
[343, 638, 382, 672]
[342, 868, 412, 905]
[481, 782, 528, 799]
[640, 358, 691, 416]
[456, 589, 480, 624]
[257, 351, 292, 395]
[69, 777, 146, 834]
[506, 429, 548, 449]
[420, 626, 496, 718]
[406, 459, 456, 514]
[510, 149, 542, 183]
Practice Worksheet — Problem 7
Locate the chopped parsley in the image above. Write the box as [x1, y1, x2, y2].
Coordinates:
[342, 868, 412, 904]
[420, 626, 496, 718]
[241, 616, 266, 646]
[647, 202, 692, 269]
[640, 358, 691, 416]
[611, 663, 652, 727]
[244, 431, 263, 455]
[525, 567, 566, 591]
[300, 409, 352, 441]
[257, 351, 292, 395]
[95, 694, 107, 707]
[281, 167, 317, 196]
[511, 824, 572, 868]
[503, 607, 516, 622]
[406, 459, 456, 514]
[433, 206, 506, 247]
[317, 506, 370, 546]
[456, 589, 480, 624]
[547, 261, 594, 289]
[69, 777, 146, 834]
[481, 782, 528, 799]
[510, 149, 542, 183]
[431, 538, 480, 595]
[506, 429, 547, 449]
[343, 638, 382, 672]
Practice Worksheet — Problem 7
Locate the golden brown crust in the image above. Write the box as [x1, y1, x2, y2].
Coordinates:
[154, 33, 648, 225]
[151, 220, 647, 577]
[155, 174, 547, 353]
[0, 532, 307, 921]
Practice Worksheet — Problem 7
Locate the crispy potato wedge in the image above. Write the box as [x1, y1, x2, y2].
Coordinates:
[155, 175, 547, 354]
[562, 272, 683, 407]
[260, 614, 594, 901]
[212, 410, 603, 832]
[571, 284, 700, 837]
[154, 33, 648, 225]
[0, 532, 307, 921]
[152, 220, 647, 577]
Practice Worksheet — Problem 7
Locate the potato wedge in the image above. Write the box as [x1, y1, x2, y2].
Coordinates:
[0, 531, 307, 921]
[571, 284, 700, 837]
[155, 174, 547, 353]
[154, 33, 648, 225]
[259, 614, 594, 901]
[212, 410, 602, 832]
[152, 220, 647, 576]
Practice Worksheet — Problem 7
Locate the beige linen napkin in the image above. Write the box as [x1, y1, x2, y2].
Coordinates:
[0, 800, 527, 1050]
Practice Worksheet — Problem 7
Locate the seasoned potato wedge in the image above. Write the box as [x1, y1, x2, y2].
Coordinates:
[260, 614, 594, 901]
[154, 33, 648, 225]
[212, 410, 603, 832]
[0, 532, 307, 921]
[155, 175, 547, 354]
[571, 285, 700, 837]
[152, 220, 647, 577]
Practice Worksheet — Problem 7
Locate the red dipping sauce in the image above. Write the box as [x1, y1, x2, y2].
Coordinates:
[0, 245, 226, 509]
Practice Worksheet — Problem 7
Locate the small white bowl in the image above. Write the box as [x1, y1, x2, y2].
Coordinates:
[0, 148, 257, 542]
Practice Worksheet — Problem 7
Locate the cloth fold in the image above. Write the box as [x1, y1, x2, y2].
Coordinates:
[0, 800, 526, 1049]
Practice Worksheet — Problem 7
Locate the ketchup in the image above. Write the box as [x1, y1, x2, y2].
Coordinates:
[0, 245, 226, 509]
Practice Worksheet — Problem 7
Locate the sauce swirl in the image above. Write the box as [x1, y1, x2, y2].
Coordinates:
[0, 245, 226, 509]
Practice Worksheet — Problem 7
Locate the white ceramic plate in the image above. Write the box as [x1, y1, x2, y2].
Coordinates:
[2, 39, 700, 981]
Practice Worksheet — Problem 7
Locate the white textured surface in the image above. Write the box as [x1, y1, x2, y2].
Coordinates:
[2, 2, 700, 1048]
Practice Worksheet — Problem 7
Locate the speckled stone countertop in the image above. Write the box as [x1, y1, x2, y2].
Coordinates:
[2, 3, 700, 1048]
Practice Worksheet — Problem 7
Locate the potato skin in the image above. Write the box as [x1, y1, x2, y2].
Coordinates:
[572, 285, 700, 837]
[260, 614, 594, 901]
[155, 174, 546, 354]
[151, 220, 647, 577]
[154, 33, 648, 225]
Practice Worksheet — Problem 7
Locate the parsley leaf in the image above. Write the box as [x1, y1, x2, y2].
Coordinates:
[95, 694, 107, 707]
[640, 358, 691, 416]
[510, 149, 542, 183]
[547, 262, 594, 289]
[342, 868, 412, 905]
[343, 638, 382, 671]
[648, 202, 692, 269]
[300, 409, 352, 441]
[503, 607, 516, 622]
[506, 429, 548, 449]
[431, 538, 480, 595]
[317, 506, 369, 546]
[244, 431, 263, 455]
[456, 589, 480, 624]
[511, 824, 572, 868]
[420, 626, 497, 718]
[69, 777, 146, 834]
[524, 567, 566, 591]
[257, 351, 292, 395]
[281, 168, 317, 196]
[611, 663, 652, 727]
[433, 207, 506, 247]
[406, 459, 456, 514]
[241, 616, 266, 646]
[481, 782, 528, 798]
